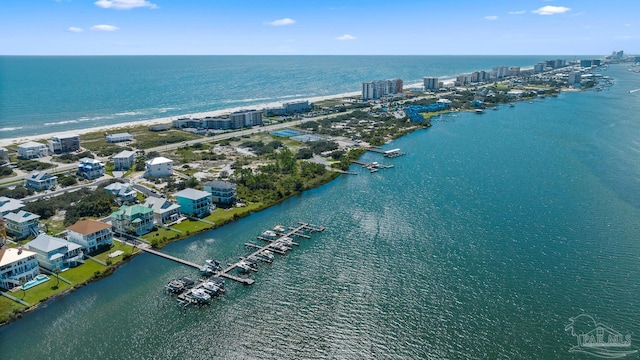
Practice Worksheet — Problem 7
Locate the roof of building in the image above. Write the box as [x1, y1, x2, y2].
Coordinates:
[79, 157, 102, 165]
[0, 196, 25, 215]
[0, 247, 37, 267]
[204, 180, 236, 190]
[110, 204, 154, 218]
[53, 134, 79, 140]
[107, 132, 133, 137]
[66, 219, 111, 235]
[4, 210, 40, 223]
[144, 197, 180, 213]
[174, 188, 211, 200]
[113, 150, 136, 159]
[146, 157, 173, 165]
[18, 141, 47, 149]
[26, 234, 82, 253]
[27, 171, 56, 182]
[104, 182, 136, 197]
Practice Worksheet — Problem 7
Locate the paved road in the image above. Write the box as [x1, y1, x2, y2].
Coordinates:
[143, 110, 355, 154]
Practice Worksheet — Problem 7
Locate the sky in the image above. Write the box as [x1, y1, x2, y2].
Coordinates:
[0, 0, 638, 55]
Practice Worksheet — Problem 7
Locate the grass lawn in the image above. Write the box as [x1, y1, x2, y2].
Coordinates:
[172, 218, 214, 234]
[142, 227, 182, 243]
[204, 202, 263, 224]
[57, 260, 107, 284]
[92, 240, 137, 264]
[0, 297, 26, 324]
[21, 277, 74, 305]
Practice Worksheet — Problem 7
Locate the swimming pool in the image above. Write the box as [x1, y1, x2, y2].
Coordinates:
[21, 274, 50, 290]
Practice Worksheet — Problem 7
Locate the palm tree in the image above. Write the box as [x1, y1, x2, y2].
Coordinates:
[53, 268, 61, 289]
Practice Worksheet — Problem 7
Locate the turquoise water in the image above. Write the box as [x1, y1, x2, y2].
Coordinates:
[21, 275, 49, 290]
[1, 64, 640, 359]
[1, 55, 572, 139]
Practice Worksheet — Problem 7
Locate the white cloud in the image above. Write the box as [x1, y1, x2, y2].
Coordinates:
[532, 5, 571, 15]
[485, 15, 498, 21]
[94, 0, 157, 10]
[337, 34, 356, 41]
[67, 27, 83, 33]
[267, 18, 295, 26]
[90, 24, 120, 31]
[509, 10, 526, 15]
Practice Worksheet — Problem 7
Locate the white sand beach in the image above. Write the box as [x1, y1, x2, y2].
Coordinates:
[0, 90, 364, 148]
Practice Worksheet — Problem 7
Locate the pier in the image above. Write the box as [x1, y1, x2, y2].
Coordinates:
[138, 246, 202, 270]
[367, 147, 405, 158]
[162, 221, 325, 306]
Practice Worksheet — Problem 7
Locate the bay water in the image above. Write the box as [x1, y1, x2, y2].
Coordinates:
[1, 63, 639, 359]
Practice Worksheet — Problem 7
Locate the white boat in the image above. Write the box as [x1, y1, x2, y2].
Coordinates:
[166, 279, 185, 293]
[273, 225, 286, 233]
[260, 230, 278, 239]
[257, 250, 274, 261]
[202, 281, 223, 295]
[188, 288, 212, 303]
[237, 261, 256, 273]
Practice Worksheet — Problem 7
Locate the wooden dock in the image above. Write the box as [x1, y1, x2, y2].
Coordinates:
[162, 222, 325, 306]
[138, 246, 202, 270]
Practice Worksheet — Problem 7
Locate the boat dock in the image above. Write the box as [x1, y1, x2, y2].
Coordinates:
[164, 221, 325, 306]
[138, 246, 202, 270]
[367, 147, 405, 158]
[351, 160, 394, 172]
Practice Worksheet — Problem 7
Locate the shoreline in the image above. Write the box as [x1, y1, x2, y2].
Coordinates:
[0, 82, 432, 148]
[0, 91, 363, 148]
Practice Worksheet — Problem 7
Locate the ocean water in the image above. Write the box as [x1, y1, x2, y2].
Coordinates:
[1, 63, 640, 359]
[1, 55, 564, 139]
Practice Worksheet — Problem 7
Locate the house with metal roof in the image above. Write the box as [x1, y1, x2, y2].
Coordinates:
[25, 234, 84, 271]
[77, 157, 105, 180]
[104, 182, 137, 204]
[25, 171, 58, 191]
[66, 219, 113, 253]
[174, 188, 213, 218]
[4, 210, 40, 239]
[145, 156, 173, 178]
[203, 180, 237, 205]
[0, 246, 40, 290]
[144, 197, 181, 225]
[0, 196, 25, 217]
[113, 150, 136, 171]
[106, 132, 134, 143]
[17, 141, 48, 159]
[110, 204, 155, 236]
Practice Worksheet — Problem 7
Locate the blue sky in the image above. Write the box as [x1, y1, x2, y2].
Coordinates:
[0, 0, 637, 55]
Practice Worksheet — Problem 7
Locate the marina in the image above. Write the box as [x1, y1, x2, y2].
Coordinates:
[160, 222, 325, 306]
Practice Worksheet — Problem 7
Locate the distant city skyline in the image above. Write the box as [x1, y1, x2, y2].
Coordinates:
[0, 0, 637, 55]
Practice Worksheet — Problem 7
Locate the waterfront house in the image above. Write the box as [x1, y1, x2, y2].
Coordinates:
[48, 134, 80, 154]
[0, 197, 25, 217]
[77, 157, 105, 180]
[174, 188, 213, 218]
[66, 219, 113, 253]
[17, 141, 48, 159]
[110, 204, 155, 236]
[105, 132, 134, 143]
[144, 197, 181, 225]
[145, 157, 173, 178]
[104, 182, 137, 204]
[25, 234, 84, 271]
[4, 210, 40, 240]
[113, 150, 136, 171]
[25, 171, 58, 191]
[203, 180, 236, 205]
[0, 246, 40, 290]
